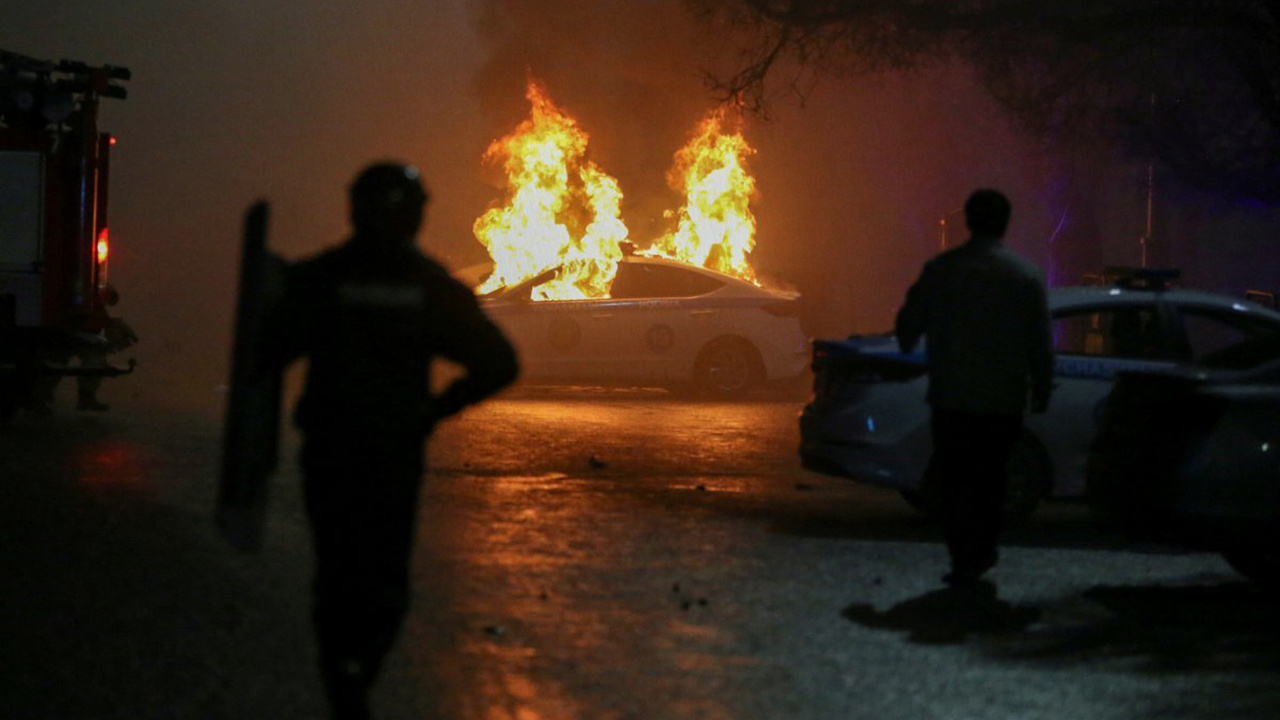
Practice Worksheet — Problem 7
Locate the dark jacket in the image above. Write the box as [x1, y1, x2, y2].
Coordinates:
[272, 237, 518, 442]
[895, 236, 1053, 415]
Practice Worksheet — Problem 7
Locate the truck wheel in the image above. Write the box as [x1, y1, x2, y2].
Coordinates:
[900, 431, 1051, 524]
[1221, 548, 1280, 590]
[693, 338, 763, 398]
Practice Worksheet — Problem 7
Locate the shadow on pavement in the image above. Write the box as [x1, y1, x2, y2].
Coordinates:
[997, 582, 1280, 675]
[846, 576, 1280, 719]
[767, 500, 1136, 553]
[1001, 581, 1280, 719]
[842, 580, 1041, 645]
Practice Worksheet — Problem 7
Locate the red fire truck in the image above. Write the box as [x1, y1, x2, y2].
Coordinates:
[1, 49, 134, 422]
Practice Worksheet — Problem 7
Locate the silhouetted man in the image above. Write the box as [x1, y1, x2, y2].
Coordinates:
[269, 163, 518, 719]
[895, 189, 1053, 586]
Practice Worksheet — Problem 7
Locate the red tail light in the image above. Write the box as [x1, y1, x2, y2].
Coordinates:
[96, 227, 109, 264]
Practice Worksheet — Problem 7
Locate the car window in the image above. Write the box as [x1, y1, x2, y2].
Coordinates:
[1051, 306, 1167, 360]
[1178, 308, 1280, 369]
[609, 263, 724, 299]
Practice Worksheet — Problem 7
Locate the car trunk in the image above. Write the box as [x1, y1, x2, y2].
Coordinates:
[810, 336, 926, 403]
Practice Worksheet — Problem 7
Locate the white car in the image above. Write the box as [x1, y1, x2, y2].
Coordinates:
[481, 255, 808, 396]
[800, 275, 1280, 517]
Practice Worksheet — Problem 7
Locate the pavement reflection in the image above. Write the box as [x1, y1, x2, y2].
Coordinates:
[71, 437, 147, 486]
[4, 399, 1268, 719]
[400, 456, 766, 720]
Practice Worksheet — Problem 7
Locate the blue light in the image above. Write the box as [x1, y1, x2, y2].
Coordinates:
[866, 416, 876, 433]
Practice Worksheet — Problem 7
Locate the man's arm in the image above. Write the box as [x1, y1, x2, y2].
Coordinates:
[1027, 276, 1055, 414]
[431, 279, 519, 421]
[894, 261, 934, 353]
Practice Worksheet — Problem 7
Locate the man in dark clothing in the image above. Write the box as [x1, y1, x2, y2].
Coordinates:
[895, 189, 1054, 586]
[269, 163, 519, 719]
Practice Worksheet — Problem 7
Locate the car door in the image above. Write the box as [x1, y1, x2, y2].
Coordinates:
[1030, 302, 1183, 495]
[483, 278, 612, 383]
[599, 262, 725, 383]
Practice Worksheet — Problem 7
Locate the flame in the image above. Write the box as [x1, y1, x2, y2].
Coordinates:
[474, 83, 760, 300]
[474, 81, 626, 300]
[643, 111, 758, 284]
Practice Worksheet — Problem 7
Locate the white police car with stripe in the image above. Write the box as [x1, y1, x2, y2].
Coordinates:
[799, 272, 1280, 518]
[482, 255, 808, 396]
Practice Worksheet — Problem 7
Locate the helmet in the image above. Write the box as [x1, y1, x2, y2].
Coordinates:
[348, 162, 430, 239]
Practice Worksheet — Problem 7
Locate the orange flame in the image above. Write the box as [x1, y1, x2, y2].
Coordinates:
[474, 83, 760, 300]
[644, 111, 758, 284]
[474, 81, 626, 300]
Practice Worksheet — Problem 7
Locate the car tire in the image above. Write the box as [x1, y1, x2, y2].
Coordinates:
[899, 431, 1052, 524]
[1221, 548, 1280, 590]
[693, 337, 763, 398]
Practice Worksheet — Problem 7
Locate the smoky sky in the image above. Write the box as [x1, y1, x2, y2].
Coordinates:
[9, 0, 1271, 413]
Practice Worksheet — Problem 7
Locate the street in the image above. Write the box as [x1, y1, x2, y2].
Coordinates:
[2, 391, 1277, 720]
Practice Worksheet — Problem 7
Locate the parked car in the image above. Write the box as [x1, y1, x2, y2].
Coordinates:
[800, 271, 1280, 519]
[1089, 358, 1280, 587]
[481, 255, 808, 396]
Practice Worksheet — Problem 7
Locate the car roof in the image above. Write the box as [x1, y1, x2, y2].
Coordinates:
[622, 255, 798, 299]
[481, 254, 794, 301]
[624, 253, 746, 282]
[1049, 285, 1280, 322]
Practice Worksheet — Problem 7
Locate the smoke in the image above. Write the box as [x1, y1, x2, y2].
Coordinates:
[469, 0, 729, 247]
[14, 0, 1241, 415]
[3, 2, 494, 413]
[465, 1, 1082, 337]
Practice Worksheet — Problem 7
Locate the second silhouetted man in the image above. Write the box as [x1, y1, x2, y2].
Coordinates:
[895, 189, 1054, 586]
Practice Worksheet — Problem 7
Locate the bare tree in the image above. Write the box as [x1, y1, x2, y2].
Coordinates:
[694, 0, 1280, 204]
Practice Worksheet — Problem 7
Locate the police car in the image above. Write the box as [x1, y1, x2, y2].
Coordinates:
[799, 270, 1280, 518]
[1089, 355, 1280, 586]
[480, 255, 808, 396]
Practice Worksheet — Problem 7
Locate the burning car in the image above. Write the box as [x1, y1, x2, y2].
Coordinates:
[800, 270, 1280, 519]
[481, 253, 807, 396]
[464, 81, 805, 396]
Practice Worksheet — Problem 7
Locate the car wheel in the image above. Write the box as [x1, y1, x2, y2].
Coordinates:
[899, 431, 1051, 523]
[1221, 548, 1280, 590]
[693, 337, 763, 398]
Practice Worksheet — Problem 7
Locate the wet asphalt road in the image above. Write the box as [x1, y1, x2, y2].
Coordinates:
[2, 390, 1278, 720]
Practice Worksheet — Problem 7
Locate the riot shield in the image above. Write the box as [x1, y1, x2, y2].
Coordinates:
[217, 201, 286, 552]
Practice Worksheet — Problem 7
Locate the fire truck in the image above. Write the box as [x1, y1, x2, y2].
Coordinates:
[0, 49, 134, 422]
